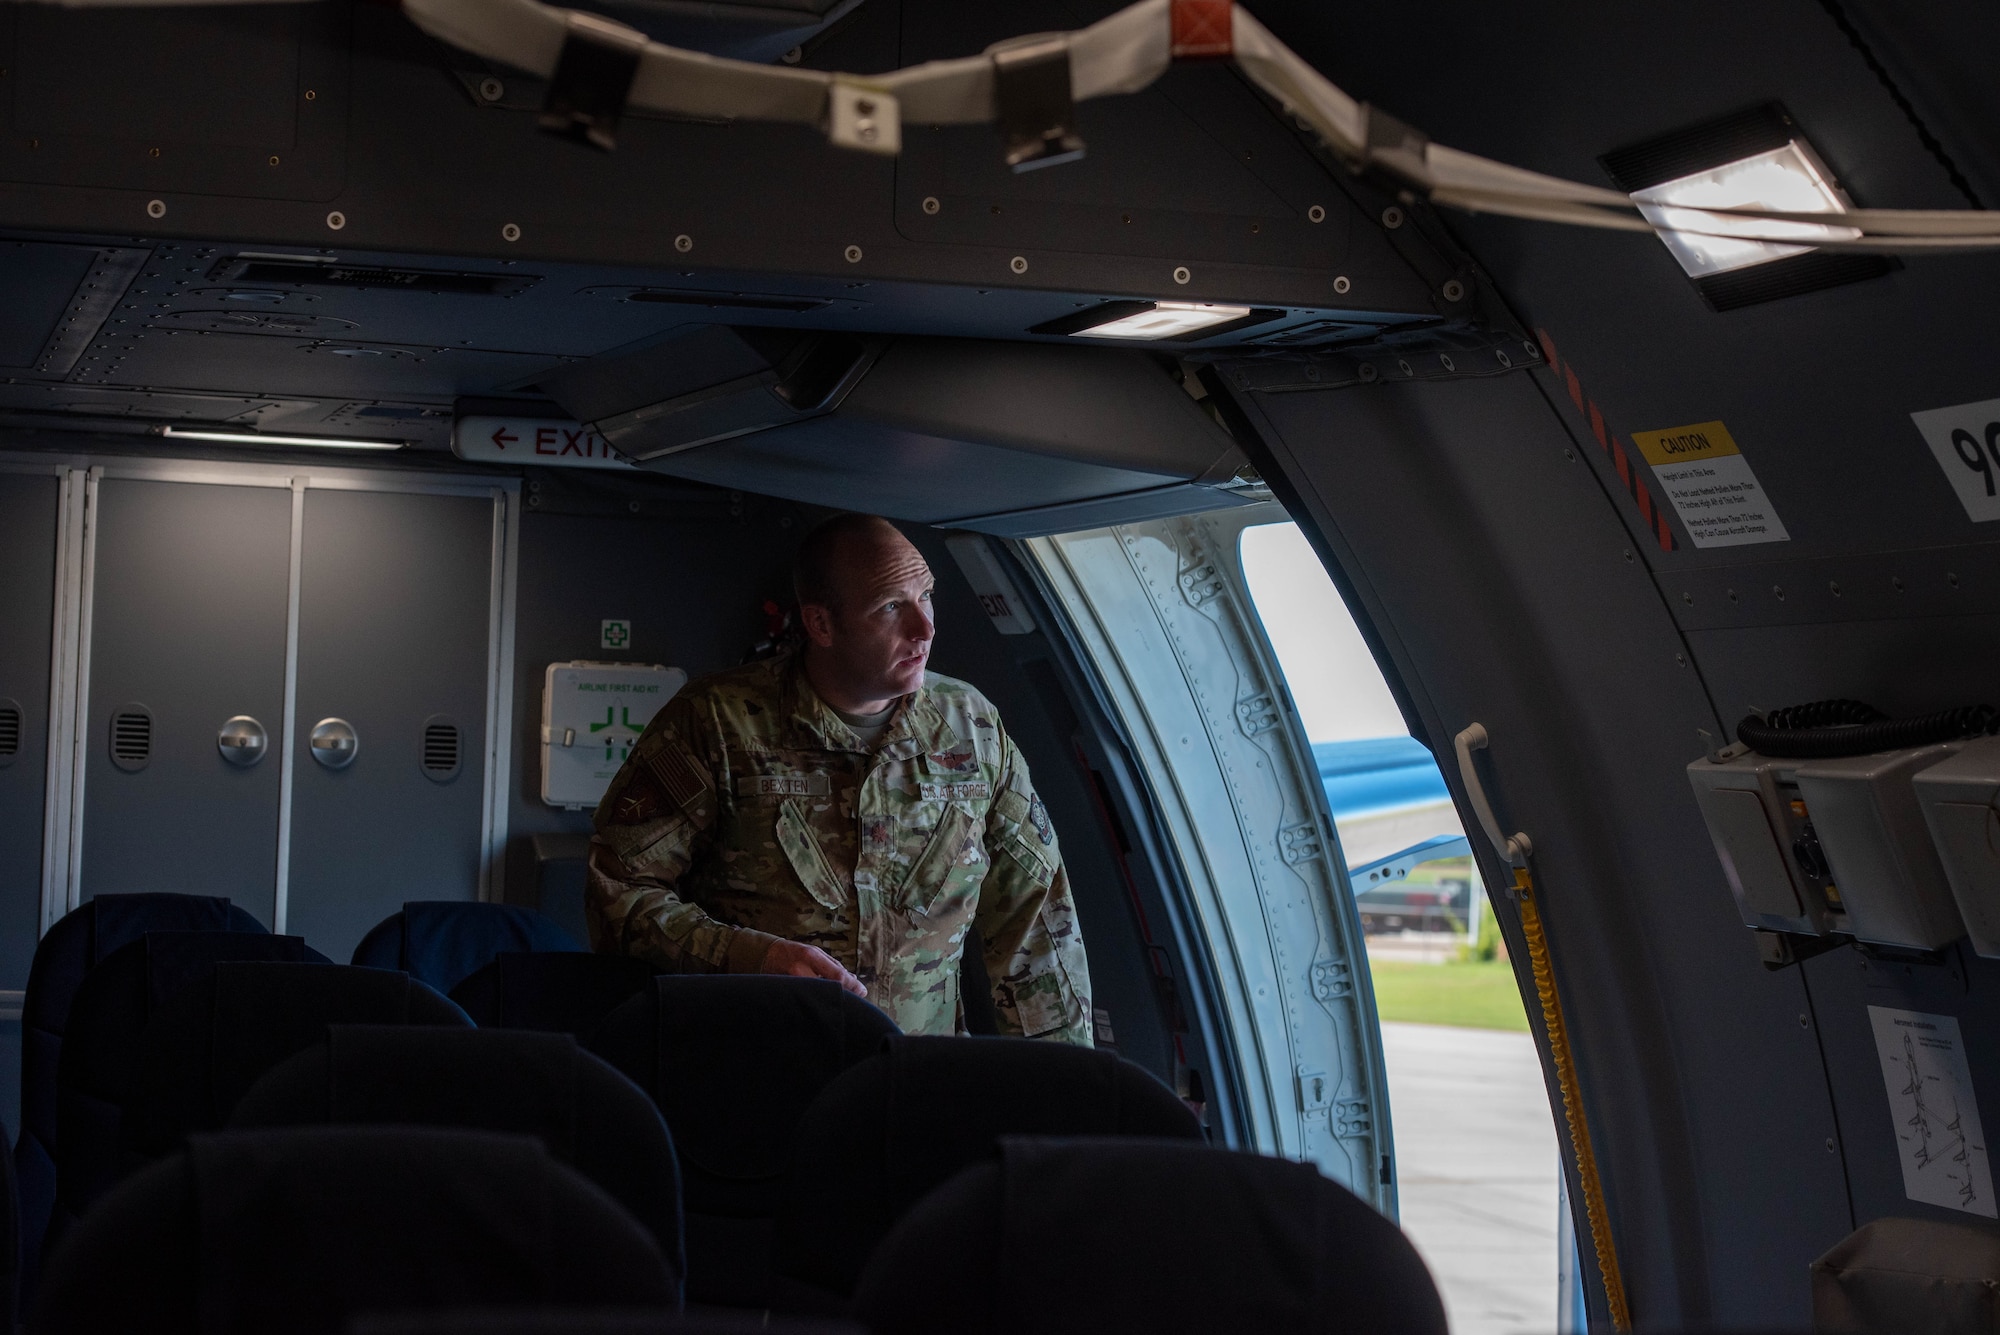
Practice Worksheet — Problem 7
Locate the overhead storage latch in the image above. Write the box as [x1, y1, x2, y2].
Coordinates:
[539, 11, 649, 151]
[990, 34, 1084, 172]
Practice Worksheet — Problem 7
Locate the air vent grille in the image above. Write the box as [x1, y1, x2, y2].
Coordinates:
[626, 289, 829, 312]
[110, 706, 152, 771]
[421, 718, 462, 782]
[208, 257, 540, 297]
[0, 698, 20, 765]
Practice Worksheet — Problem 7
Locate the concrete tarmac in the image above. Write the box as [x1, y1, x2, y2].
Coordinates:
[1382, 1021, 1563, 1335]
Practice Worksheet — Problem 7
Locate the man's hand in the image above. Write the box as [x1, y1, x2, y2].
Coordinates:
[760, 937, 868, 997]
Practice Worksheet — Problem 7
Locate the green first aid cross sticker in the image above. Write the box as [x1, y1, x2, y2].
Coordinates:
[601, 619, 631, 649]
[589, 704, 645, 762]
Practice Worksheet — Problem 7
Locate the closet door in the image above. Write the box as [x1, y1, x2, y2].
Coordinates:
[0, 471, 59, 990]
[79, 479, 292, 924]
[283, 487, 496, 961]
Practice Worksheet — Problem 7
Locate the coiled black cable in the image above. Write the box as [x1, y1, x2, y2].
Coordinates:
[1736, 698, 1999, 758]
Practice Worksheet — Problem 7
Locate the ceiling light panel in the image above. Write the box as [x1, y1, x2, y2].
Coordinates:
[159, 426, 404, 450]
[1082, 301, 1256, 340]
[1630, 142, 1860, 278]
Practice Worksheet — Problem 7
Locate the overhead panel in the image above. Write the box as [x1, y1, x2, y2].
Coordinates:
[0, 241, 116, 371]
[0, 1, 349, 200]
[581, 334, 1255, 529]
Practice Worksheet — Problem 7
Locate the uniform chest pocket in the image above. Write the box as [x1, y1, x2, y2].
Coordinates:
[899, 803, 987, 916]
[775, 799, 850, 912]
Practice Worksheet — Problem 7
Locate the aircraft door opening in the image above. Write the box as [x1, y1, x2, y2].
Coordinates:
[1024, 504, 1392, 1206]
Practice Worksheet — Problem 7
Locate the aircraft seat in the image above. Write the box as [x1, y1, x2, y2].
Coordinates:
[229, 1025, 685, 1285]
[30, 1126, 679, 1335]
[16, 894, 266, 1292]
[852, 1137, 1448, 1335]
[350, 902, 584, 995]
[588, 976, 899, 1309]
[769, 1035, 1200, 1304]
[448, 951, 658, 1042]
[49, 932, 324, 1251]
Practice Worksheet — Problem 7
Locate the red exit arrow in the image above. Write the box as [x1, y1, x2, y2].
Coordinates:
[491, 427, 517, 449]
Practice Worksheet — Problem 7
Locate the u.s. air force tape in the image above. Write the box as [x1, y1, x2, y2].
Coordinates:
[737, 773, 831, 798]
[920, 781, 992, 803]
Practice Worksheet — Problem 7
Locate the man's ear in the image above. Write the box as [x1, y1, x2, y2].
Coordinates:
[798, 601, 838, 648]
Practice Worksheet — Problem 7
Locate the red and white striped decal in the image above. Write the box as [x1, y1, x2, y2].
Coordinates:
[1536, 328, 1676, 554]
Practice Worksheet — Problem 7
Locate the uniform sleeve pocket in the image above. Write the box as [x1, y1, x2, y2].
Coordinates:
[901, 803, 985, 916]
[1003, 909, 1082, 1039]
[775, 799, 851, 912]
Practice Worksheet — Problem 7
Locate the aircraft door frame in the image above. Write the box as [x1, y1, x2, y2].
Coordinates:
[1023, 503, 1395, 1210]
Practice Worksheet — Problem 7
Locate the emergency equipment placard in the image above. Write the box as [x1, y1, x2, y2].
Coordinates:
[1629, 420, 1790, 548]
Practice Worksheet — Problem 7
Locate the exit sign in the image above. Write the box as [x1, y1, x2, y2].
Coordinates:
[453, 416, 634, 470]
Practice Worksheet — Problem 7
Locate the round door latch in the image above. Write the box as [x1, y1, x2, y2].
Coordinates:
[310, 717, 358, 770]
[216, 715, 267, 767]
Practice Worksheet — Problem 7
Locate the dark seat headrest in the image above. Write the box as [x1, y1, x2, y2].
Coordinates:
[591, 976, 898, 1190]
[773, 1035, 1199, 1295]
[230, 1026, 684, 1283]
[29, 1126, 679, 1335]
[63, 933, 319, 1103]
[351, 902, 583, 993]
[29, 898, 268, 1039]
[125, 963, 471, 1160]
[854, 1137, 1448, 1335]
[23, 902, 269, 1292]
[50, 933, 326, 1238]
[448, 951, 658, 1041]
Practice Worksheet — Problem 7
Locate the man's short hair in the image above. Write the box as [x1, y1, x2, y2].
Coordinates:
[792, 512, 901, 612]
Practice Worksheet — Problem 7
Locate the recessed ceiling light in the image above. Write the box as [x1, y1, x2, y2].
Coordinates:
[1084, 301, 1257, 339]
[159, 425, 404, 450]
[1601, 104, 1891, 311]
[1630, 142, 1859, 278]
[1029, 300, 1284, 341]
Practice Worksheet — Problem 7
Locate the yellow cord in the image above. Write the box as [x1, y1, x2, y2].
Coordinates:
[1514, 865, 1632, 1331]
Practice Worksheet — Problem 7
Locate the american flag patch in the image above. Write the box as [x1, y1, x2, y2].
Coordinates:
[646, 746, 710, 812]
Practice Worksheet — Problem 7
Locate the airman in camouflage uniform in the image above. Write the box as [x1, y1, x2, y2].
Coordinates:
[586, 516, 1091, 1043]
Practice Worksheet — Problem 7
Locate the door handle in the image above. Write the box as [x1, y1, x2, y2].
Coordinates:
[310, 717, 359, 769]
[216, 715, 268, 767]
[1453, 723, 1531, 868]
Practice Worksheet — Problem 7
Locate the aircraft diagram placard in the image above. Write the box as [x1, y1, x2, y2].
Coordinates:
[1868, 1006, 1996, 1218]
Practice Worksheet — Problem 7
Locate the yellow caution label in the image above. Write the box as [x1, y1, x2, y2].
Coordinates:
[1631, 420, 1741, 467]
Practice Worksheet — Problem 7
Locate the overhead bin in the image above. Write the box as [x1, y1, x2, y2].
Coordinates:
[537, 331, 1258, 534]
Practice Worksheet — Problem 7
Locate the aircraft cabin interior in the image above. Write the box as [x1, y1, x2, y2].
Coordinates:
[0, 1, 1996, 1332]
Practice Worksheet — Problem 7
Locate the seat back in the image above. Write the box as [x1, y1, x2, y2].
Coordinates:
[30, 1126, 678, 1335]
[772, 1035, 1201, 1299]
[589, 977, 898, 1307]
[51, 932, 320, 1246]
[853, 1137, 1447, 1335]
[16, 894, 264, 1289]
[448, 952, 657, 1042]
[123, 963, 473, 1166]
[231, 1025, 684, 1281]
[351, 902, 583, 994]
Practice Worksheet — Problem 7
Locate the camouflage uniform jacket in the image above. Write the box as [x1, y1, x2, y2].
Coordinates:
[586, 651, 1092, 1043]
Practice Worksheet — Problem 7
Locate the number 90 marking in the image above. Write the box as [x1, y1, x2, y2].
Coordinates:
[1951, 422, 2000, 496]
